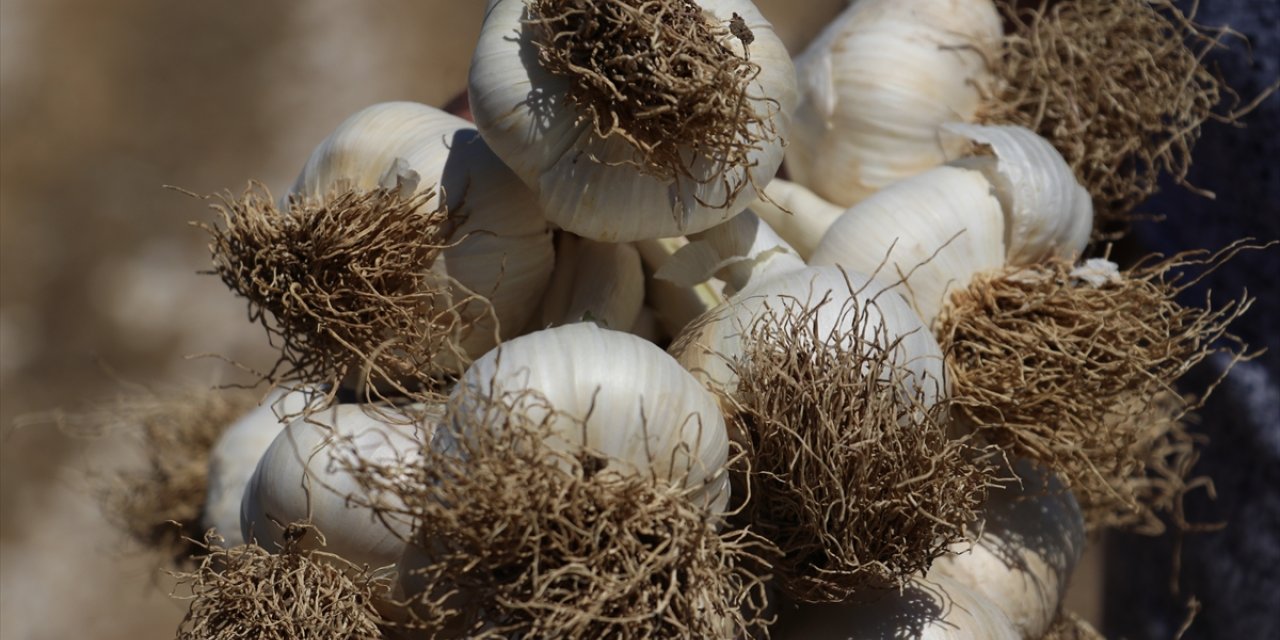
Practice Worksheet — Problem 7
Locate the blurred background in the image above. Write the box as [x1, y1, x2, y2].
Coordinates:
[0, 1, 1273, 638]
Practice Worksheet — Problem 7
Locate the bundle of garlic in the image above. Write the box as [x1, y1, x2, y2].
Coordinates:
[111, 0, 1267, 637]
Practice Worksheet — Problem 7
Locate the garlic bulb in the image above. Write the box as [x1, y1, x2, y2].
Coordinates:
[449, 322, 731, 512]
[290, 101, 555, 362]
[810, 125, 1093, 327]
[536, 233, 644, 332]
[942, 123, 1094, 265]
[469, 0, 798, 242]
[809, 166, 1006, 327]
[776, 575, 1020, 639]
[929, 459, 1086, 639]
[787, 0, 1002, 206]
[655, 209, 805, 295]
[241, 403, 434, 570]
[749, 178, 844, 260]
[203, 386, 321, 546]
[673, 265, 946, 406]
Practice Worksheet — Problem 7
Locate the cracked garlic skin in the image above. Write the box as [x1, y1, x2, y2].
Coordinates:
[787, 0, 1002, 207]
[290, 101, 554, 364]
[448, 322, 732, 514]
[241, 403, 434, 571]
[929, 459, 1086, 639]
[469, 0, 798, 242]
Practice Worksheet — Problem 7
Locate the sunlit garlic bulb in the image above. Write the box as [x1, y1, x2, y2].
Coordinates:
[470, 0, 798, 242]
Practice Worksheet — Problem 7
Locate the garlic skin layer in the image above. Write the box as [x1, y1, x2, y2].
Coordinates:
[536, 233, 644, 333]
[787, 0, 1002, 207]
[673, 265, 947, 407]
[241, 404, 432, 570]
[469, 0, 798, 242]
[656, 209, 806, 296]
[929, 459, 1086, 639]
[290, 101, 555, 362]
[203, 387, 321, 546]
[810, 165, 1006, 328]
[749, 179, 844, 260]
[450, 322, 731, 513]
[776, 575, 1019, 639]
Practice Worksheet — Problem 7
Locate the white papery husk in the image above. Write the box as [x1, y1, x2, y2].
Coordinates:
[289, 101, 555, 363]
[672, 265, 947, 408]
[448, 322, 732, 514]
[656, 209, 806, 296]
[929, 459, 1086, 639]
[774, 574, 1019, 639]
[810, 125, 1093, 327]
[787, 0, 1003, 207]
[636, 237, 729, 340]
[535, 233, 645, 332]
[749, 178, 845, 260]
[241, 403, 436, 571]
[203, 386, 323, 546]
[469, 0, 798, 242]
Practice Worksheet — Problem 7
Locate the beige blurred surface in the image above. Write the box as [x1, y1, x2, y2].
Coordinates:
[0, 2, 851, 637]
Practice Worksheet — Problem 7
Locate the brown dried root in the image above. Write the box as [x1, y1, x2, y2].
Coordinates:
[525, 0, 778, 208]
[172, 526, 390, 640]
[197, 180, 484, 400]
[1040, 610, 1105, 640]
[937, 243, 1260, 530]
[987, 0, 1245, 230]
[85, 387, 256, 566]
[354, 393, 772, 639]
[726, 293, 994, 603]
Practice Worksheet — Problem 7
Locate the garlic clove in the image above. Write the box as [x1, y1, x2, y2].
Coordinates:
[810, 165, 1007, 328]
[636, 237, 728, 340]
[929, 459, 1086, 639]
[537, 233, 645, 332]
[240, 403, 436, 571]
[942, 123, 1094, 265]
[749, 178, 845, 260]
[656, 210, 806, 296]
[203, 386, 323, 546]
[470, 0, 798, 242]
[787, 0, 1003, 207]
[450, 322, 732, 514]
[774, 574, 1020, 639]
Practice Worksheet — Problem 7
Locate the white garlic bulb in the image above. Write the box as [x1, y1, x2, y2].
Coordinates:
[673, 265, 947, 407]
[787, 0, 1002, 207]
[289, 101, 555, 362]
[450, 322, 731, 513]
[929, 459, 1086, 639]
[536, 233, 645, 332]
[241, 403, 434, 570]
[469, 0, 798, 242]
[809, 165, 1006, 328]
[810, 125, 1093, 327]
[941, 123, 1094, 265]
[776, 575, 1020, 639]
[203, 386, 322, 546]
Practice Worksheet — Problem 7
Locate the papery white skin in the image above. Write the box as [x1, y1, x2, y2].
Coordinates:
[636, 237, 728, 339]
[470, 0, 798, 242]
[290, 101, 555, 363]
[788, 0, 1002, 207]
[203, 386, 322, 546]
[943, 123, 1094, 264]
[241, 403, 433, 570]
[449, 323, 731, 513]
[929, 459, 1086, 639]
[810, 166, 1006, 328]
[536, 233, 644, 332]
[750, 179, 844, 259]
[775, 575, 1019, 639]
[656, 210, 806, 295]
[672, 265, 947, 407]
